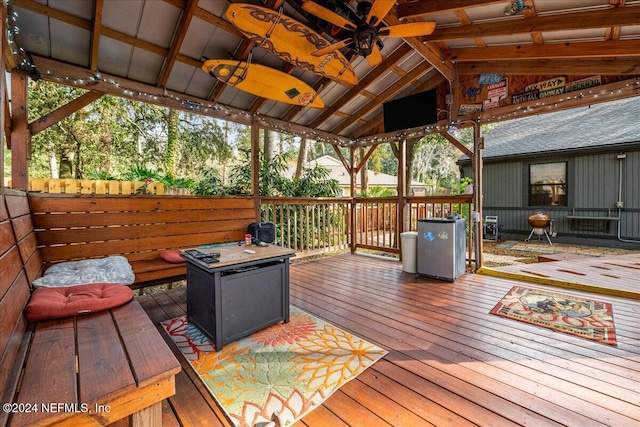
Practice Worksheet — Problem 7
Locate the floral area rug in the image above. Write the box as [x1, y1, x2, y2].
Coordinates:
[162, 307, 387, 426]
[490, 286, 616, 346]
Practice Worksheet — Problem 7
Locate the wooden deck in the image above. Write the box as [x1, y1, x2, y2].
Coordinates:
[138, 253, 640, 427]
[480, 253, 640, 299]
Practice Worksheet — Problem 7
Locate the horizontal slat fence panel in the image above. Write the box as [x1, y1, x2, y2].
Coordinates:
[21, 178, 165, 195]
[28, 194, 257, 265]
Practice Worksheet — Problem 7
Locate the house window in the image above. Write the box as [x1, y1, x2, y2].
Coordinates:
[529, 162, 567, 206]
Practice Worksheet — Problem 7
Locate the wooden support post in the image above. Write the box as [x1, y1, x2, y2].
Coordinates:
[11, 71, 29, 190]
[349, 146, 357, 253]
[251, 118, 261, 222]
[472, 122, 483, 270]
[397, 138, 406, 257]
[1, 3, 5, 185]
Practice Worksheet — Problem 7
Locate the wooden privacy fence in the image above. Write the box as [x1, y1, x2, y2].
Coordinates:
[6, 178, 165, 195]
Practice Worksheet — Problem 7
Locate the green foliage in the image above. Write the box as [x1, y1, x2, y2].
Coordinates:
[356, 185, 396, 197]
[291, 163, 339, 197]
[193, 170, 226, 196]
[458, 176, 473, 194]
[123, 167, 160, 182]
[84, 170, 117, 180]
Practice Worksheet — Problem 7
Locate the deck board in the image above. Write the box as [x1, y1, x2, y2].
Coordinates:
[139, 253, 640, 427]
[481, 253, 640, 299]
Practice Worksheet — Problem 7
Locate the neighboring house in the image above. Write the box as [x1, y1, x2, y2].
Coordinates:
[458, 96, 640, 240]
[293, 155, 431, 197]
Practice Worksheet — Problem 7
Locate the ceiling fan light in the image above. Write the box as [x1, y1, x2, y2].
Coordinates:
[354, 27, 376, 56]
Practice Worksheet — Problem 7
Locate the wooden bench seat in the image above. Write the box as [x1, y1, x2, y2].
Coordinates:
[1, 190, 181, 426]
[27, 193, 256, 290]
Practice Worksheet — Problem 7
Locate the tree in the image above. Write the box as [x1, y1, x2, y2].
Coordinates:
[294, 138, 308, 180]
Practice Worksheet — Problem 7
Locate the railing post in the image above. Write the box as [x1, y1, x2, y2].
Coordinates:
[396, 138, 406, 256]
[10, 71, 29, 190]
[350, 146, 357, 253]
[251, 118, 261, 222]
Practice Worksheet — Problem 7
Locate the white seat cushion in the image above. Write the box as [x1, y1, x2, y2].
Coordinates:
[32, 256, 135, 288]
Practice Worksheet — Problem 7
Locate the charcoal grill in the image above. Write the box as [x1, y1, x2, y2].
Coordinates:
[525, 212, 555, 245]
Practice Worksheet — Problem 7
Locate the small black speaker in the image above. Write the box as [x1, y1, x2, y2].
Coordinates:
[247, 222, 276, 244]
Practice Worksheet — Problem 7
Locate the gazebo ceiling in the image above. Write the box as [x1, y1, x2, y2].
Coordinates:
[6, 0, 640, 141]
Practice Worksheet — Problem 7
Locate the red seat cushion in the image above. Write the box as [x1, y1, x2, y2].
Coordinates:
[25, 283, 134, 323]
[160, 249, 185, 263]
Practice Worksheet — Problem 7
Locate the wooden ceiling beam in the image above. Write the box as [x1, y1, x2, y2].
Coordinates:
[446, 39, 640, 62]
[31, 55, 350, 145]
[456, 58, 640, 75]
[29, 91, 103, 135]
[165, 0, 241, 36]
[89, 0, 103, 71]
[383, 14, 453, 81]
[307, 45, 413, 129]
[423, 7, 640, 42]
[397, 0, 504, 19]
[157, 0, 199, 88]
[330, 61, 434, 135]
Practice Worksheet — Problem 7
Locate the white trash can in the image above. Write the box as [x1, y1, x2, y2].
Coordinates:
[400, 231, 418, 273]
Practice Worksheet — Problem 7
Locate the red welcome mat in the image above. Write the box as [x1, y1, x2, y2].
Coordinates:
[490, 286, 616, 346]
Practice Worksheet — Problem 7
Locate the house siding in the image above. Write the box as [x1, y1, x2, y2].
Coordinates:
[463, 148, 639, 239]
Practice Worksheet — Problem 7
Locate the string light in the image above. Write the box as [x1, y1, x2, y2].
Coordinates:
[8, 0, 639, 148]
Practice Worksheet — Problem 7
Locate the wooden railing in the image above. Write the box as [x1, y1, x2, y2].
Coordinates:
[261, 195, 474, 257]
[354, 197, 399, 253]
[5, 178, 165, 195]
[405, 196, 473, 232]
[260, 197, 351, 254]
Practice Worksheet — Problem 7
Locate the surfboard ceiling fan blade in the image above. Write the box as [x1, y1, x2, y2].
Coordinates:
[366, 44, 383, 66]
[378, 22, 436, 38]
[302, 1, 356, 30]
[366, 0, 394, 26]
[311, 39, 352, 57]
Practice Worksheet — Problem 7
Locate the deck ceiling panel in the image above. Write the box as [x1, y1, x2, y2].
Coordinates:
[48, 0, 93, 20]
[534, 0, 610, 14]
[50, 21, 90, 67]
[396, 52, 429, 73]
[319, 115, 347, 133]
[619, 25, 640, 38]
[97, 37, 133, 77]
[100, 0, 143, 37]
[197, 0, 228, 16]
[368, 71, 403, 95]
[542, 28, 607, 43]
[13, 8, 50, 57]
[128, 48, 164, 85]
[217, 85, 257, 111]
[178, 16, 220, 60]
[462, 3, 520, 22]
[184, 67, 216, 100]
[166, 62, 197, 94]
[7, 0, 640, 141]
[340, 95, 371, 116]
[137, 1, 181, 48]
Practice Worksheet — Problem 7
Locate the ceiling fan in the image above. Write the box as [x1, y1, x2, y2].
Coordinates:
[302, 0, 436, 66]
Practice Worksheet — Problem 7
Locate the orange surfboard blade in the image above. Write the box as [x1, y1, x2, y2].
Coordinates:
[367, 0, 394, 26]
[302, 1, 355, 30]
[226, 3, 357, 86]
[379, 22, 436, 38]
[203, 59, 324, 108]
